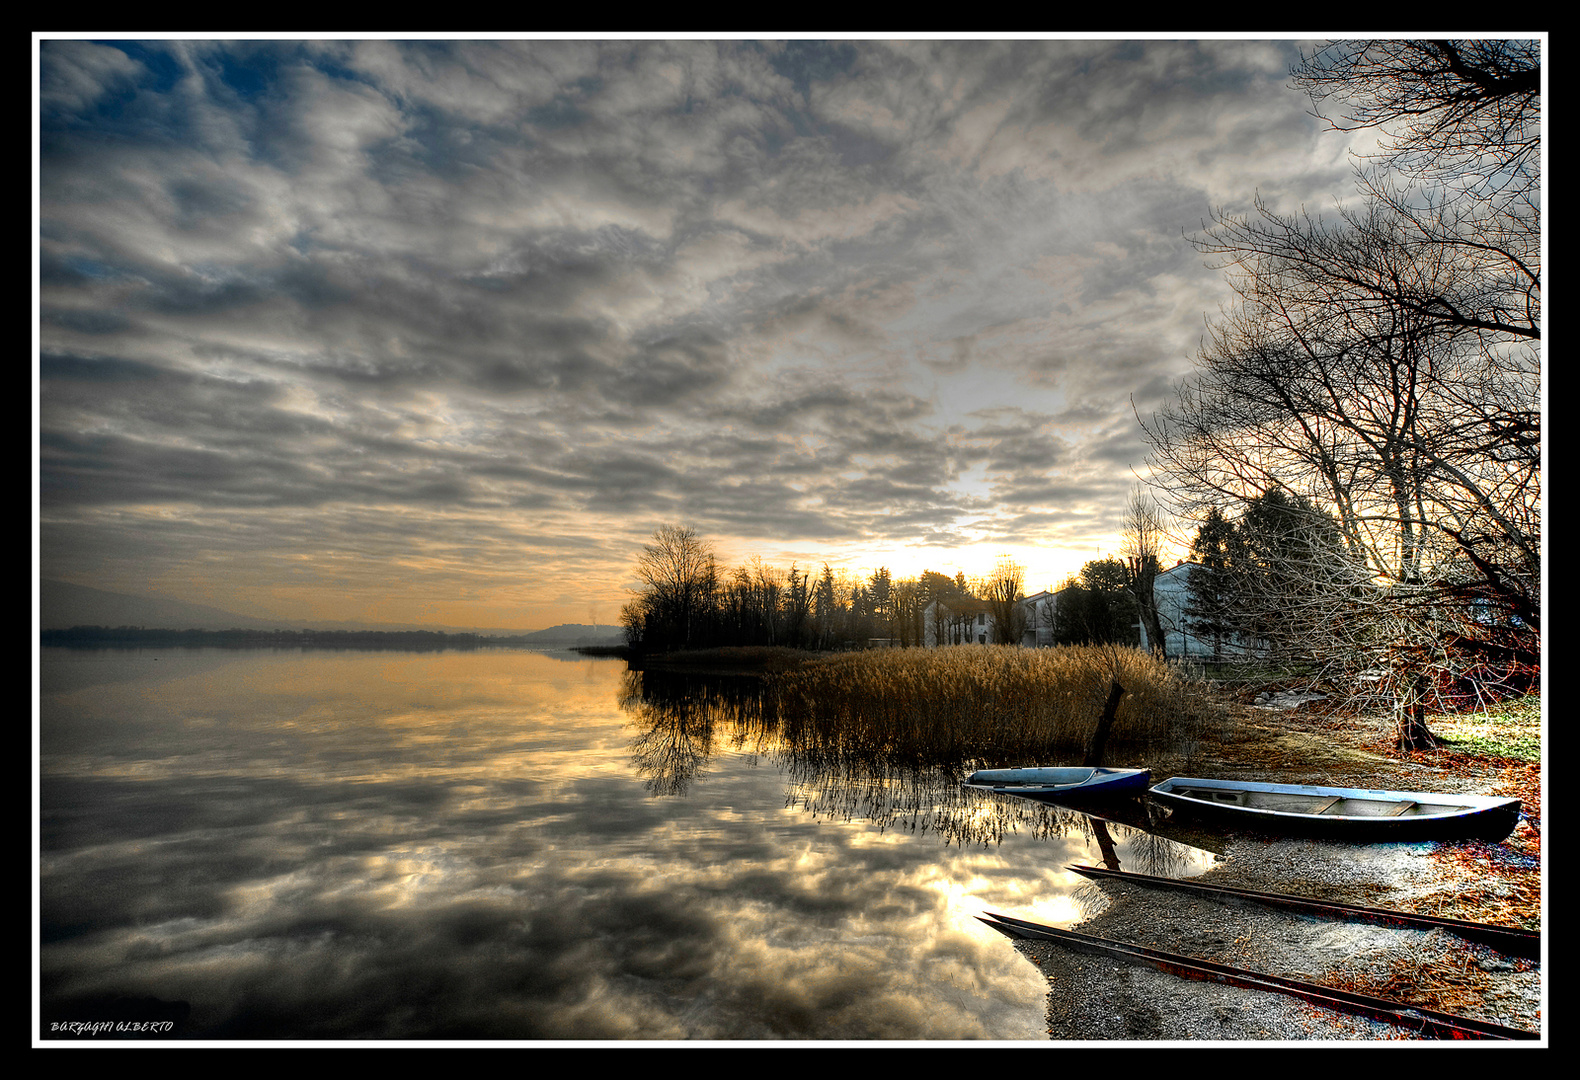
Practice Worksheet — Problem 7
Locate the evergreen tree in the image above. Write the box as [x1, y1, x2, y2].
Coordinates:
[1051, 559, 1140, 646]
[1226, 488, 1352, 661]
[1186, 506, 1238, 659]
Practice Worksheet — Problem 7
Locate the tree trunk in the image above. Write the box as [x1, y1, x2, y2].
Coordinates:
[1141, 600, 1168, 660]
[1126, 556, 1168, 660]
[1084, 677, 1125, 766]
[1394, 670, 1443, 751]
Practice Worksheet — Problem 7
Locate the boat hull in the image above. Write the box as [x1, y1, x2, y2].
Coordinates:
[963, 766, 1150, 801]
[1148, 776, 1521, 842]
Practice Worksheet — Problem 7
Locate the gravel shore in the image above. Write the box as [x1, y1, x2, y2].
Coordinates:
[1012, 704, 1544, 1044]
[1020, 836, 1542, 1042]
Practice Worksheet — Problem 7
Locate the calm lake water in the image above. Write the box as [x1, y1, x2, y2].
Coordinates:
[38, 647, 1216, 1042]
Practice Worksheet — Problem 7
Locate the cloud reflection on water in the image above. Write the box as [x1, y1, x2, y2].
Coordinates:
[39, 648, 1210, 1041]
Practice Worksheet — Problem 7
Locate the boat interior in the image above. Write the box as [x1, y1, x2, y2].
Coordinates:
[976, 767, 1098, 787]
[1172, 786, 1463, 818]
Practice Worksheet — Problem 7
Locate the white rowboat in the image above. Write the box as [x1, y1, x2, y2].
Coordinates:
[1148, 776, 1521, 842]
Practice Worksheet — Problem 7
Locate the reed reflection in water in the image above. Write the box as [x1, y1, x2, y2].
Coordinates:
[620, 667, 1217, 885]
[40, 648, 1214, 1042]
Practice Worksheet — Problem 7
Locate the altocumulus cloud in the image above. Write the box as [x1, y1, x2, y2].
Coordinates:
[37, 36, 1353, 629]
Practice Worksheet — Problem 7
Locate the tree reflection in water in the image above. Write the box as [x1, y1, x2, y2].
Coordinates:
[620, 668, 764, 795]
[619, 667, 1216, 881]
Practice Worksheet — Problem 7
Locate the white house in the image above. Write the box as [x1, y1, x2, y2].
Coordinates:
[922, 599, 994, 646]
[1139, 562, 1258, 660]
[1017, 590, 1057, 648]
[922, 590, 1056, 648]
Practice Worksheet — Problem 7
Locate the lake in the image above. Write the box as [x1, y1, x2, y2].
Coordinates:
[37, 646, 1217, 1043]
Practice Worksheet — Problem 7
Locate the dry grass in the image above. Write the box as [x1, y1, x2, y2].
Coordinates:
[767, 643, 1221, 765]
[1319, 934, 1541, 1035]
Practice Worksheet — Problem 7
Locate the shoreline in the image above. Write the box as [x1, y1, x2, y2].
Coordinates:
[1019, 699, 1542, 1042]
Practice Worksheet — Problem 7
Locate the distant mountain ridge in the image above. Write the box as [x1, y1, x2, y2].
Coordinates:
[38, 579, 622, 643]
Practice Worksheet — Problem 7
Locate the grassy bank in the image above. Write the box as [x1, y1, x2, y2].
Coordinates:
[767, 643, 1220, 765]
[1428, 694, 1542, 763]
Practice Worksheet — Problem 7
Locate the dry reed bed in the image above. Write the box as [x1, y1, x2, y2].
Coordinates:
[767, 644, 1219, 764]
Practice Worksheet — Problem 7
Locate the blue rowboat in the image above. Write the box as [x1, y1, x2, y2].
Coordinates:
[963, 766, 1150, 801]
[1148, 776, 1522, 842]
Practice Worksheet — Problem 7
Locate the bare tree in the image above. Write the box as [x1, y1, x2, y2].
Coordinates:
[1144, 39, 1541, 747]
[750, 556, 784, 645]
[630, 524, 718, 651]
[1291, 40, 1540, 204]
[983, 555, 1028, 645]
[1144, 223, 1537, 744]
[1192, 194, 1537, 353]
[1161, 199, 1540, 626]
[1121, 487, 1169, 658]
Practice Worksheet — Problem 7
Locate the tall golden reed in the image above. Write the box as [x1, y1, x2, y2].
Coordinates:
[767, 644, 1217, 765]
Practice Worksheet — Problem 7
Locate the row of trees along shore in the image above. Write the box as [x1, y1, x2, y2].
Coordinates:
[1144, 40, 1540, 748]
[621, 524, 1160, 656]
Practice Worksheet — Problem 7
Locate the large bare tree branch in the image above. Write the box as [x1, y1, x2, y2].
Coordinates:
[1291, 39, 1541, 200]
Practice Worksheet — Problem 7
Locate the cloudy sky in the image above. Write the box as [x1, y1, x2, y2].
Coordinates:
[36, 35, 1368, 632]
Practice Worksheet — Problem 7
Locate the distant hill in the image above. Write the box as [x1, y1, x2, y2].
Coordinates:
[37, 579, 624, 643]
